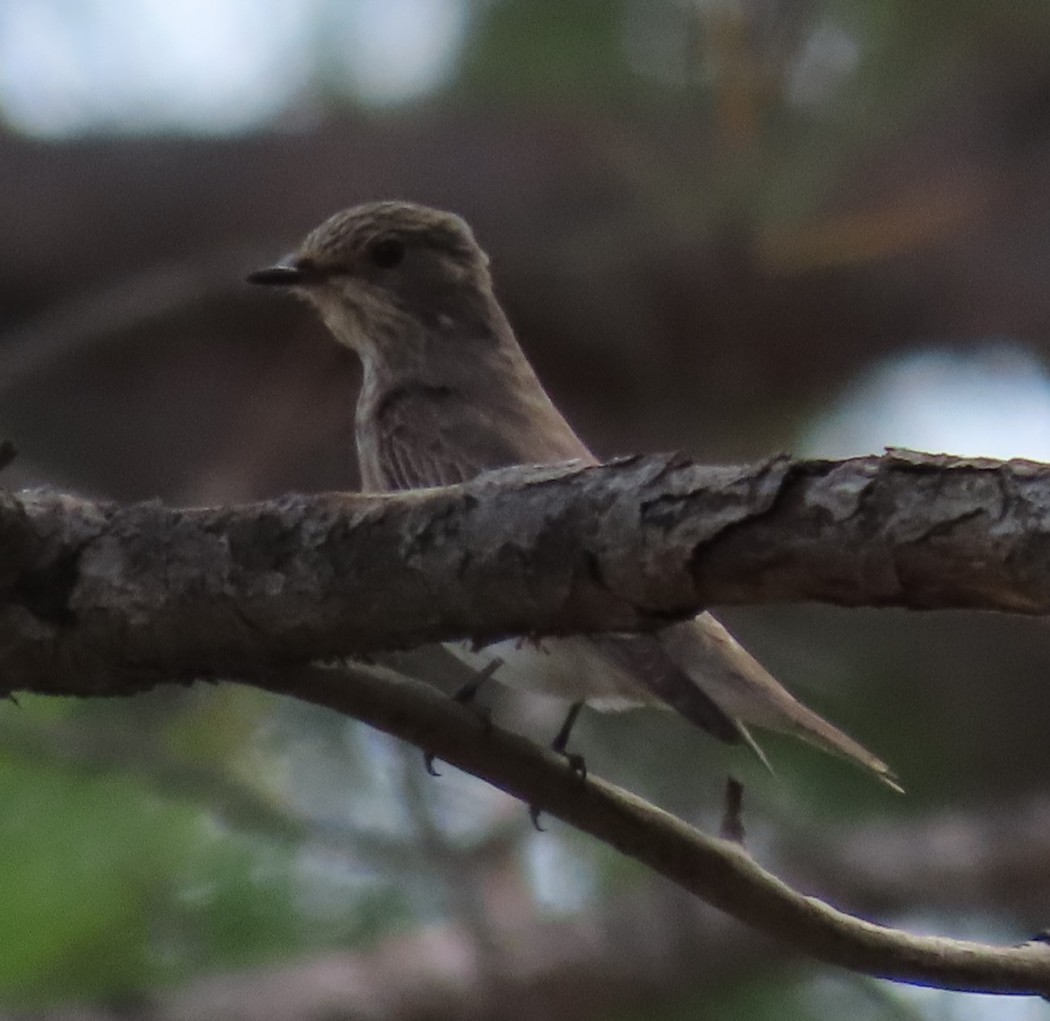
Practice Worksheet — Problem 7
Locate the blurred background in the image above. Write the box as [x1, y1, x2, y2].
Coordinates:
[2, 1, 1049, 1018]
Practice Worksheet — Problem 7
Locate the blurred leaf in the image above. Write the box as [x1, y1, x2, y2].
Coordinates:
[0, 698, 409, 1007]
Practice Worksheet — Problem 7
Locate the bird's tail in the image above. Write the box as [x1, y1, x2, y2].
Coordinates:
[768, 698, 903, 793]
[735, 722, 775, 776]
[664, 614, 904, 793]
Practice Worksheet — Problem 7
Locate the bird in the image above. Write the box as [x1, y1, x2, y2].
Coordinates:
[248, 200, 901, 792]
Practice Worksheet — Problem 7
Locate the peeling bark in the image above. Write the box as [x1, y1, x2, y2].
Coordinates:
[4, 450, 1050, 694]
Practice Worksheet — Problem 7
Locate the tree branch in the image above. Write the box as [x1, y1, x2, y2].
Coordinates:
[5, 450, 1050, 693]
[252, 661, 1050, 996]
[3, 450, 1050, 994]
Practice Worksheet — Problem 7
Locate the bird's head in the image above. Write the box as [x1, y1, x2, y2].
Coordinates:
[248, 201, 494, 359]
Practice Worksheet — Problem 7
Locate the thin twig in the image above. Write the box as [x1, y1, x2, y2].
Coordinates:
[253, 661, 1050, 998]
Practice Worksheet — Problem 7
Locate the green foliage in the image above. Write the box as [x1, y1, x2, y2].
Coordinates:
[0, 739, 301, 1006]
[0, 693, 416, 1008]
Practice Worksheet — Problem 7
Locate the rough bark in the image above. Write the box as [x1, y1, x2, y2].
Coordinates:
[4, 450, 1050, 694]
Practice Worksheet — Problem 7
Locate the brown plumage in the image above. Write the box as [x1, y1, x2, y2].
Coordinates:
[249, 200, 901, 791]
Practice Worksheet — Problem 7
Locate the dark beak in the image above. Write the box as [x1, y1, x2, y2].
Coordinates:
[246, 255, 307, 287]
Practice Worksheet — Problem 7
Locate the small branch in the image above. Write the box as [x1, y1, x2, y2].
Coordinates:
[252, 661, 1050, 997]
[5, 451, 1050, 693]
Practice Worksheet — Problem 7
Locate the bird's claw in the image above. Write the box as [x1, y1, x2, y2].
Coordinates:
[529, 729, 589, 831]
[565, 752, 587, 782]
[425, 659, 503, 778]
[719, 776, 746, 845]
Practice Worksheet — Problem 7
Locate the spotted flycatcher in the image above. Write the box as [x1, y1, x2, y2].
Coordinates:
[249, 201, 898, 790]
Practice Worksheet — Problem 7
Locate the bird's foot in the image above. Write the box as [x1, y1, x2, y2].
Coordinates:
[719, 777, 746, 845]
[424, 658, 502, 777]
[530, 702, 588, 831]
[453, 656, 502, 705]
[552, 701, 586, 782]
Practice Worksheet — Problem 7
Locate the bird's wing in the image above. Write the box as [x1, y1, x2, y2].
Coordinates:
[447, 632, 745, 746]
[591, 633, 746, 744]
[361, 379, 593, 491]
[660, 613, 902, 791]
[368, 403, 493, 489]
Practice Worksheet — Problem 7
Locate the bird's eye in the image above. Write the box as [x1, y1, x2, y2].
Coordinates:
[369, 237, 405, 269]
